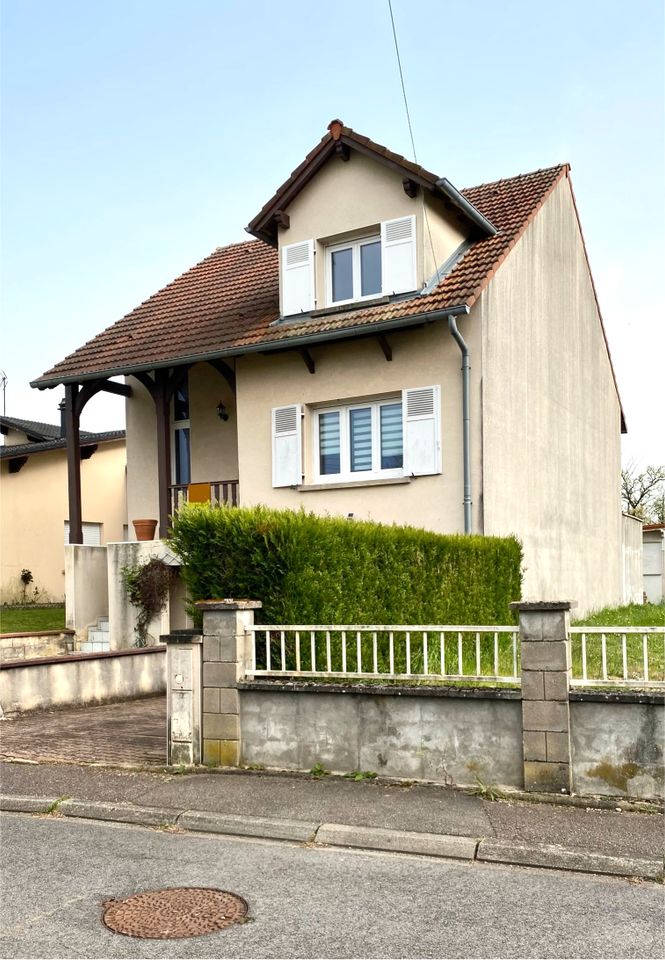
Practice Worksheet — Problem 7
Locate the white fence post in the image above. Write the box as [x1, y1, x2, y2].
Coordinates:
[197, 599, 262, 766]
[163, 630, 203, 765]
[512, 600, 574, 794]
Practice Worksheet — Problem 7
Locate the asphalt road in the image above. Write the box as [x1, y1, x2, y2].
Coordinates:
[0, 813, 662, 960]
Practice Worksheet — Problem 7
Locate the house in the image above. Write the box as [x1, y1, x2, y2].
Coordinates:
[31, 119, 628, 616]
[0, 410, 126, 602]
[643, 524, 665, 603]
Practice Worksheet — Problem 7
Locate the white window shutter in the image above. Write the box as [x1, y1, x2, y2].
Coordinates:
[381, 215, 416, 295]
[403, 386, 441, 476]
[281, 240, 315, 316]
[272, 404, 303, 487]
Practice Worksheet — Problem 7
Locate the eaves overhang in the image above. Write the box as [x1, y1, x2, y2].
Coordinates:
[30, 304, 470, 390]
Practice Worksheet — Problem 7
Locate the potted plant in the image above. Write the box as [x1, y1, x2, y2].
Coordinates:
[132, 519, 158, 541]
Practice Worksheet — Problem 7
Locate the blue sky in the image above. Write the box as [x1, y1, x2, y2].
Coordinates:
[2, 0, 663, 464]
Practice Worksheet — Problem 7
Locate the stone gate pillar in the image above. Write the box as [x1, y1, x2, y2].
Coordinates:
[196, 599, 261, 767]
[511, 600, 575, 794]
[163, 629, 203, 765]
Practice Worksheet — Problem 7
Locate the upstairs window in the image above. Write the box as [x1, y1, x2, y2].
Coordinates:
[328, 236, 382, 305]
[281, 215, 416, 316]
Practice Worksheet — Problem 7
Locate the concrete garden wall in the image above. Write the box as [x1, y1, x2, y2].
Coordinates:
[237, 684, 664, 800]
[240, 684, 523, 788]
[0, 646, 166, 714]
[0, 630, 75, 662]
[571, 695, 664, 800]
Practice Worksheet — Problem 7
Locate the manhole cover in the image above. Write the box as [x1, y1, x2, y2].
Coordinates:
[102, 887, 248, 939]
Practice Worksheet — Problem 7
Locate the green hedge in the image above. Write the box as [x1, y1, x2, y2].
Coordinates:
[168, 504, 522, 626]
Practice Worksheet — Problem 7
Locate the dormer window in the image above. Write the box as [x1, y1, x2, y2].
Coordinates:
[280, 215, 418, 318]
[328, 235, 382, 305]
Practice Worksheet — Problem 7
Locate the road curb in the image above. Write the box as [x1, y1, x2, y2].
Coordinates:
[316, 822, 478, 860]
[477, 838, 664, 881]
[1, 794, 662, 881]
[0, 794, 60, 813]
[59, 799, 180, 826]
[177, 810, 318, 842]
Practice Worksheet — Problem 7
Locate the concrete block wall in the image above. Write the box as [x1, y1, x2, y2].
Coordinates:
[513, 601, 573, 793]
[164, 599, 663, 801]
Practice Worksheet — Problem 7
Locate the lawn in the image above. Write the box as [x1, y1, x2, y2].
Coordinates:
[573, 602, 665, 627]
[572, 603, 664, 684]
[0, 606, 66, 634]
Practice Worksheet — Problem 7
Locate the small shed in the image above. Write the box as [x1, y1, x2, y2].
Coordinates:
[643, 523, 665, 603]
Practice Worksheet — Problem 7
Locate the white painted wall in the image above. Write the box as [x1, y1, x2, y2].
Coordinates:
[64, 545, 109, 642]
[0, 647, 165, 714]
[621, 514, 644, 604]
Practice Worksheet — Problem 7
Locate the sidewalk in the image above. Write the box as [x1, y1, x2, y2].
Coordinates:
[1, 759, 663, 881]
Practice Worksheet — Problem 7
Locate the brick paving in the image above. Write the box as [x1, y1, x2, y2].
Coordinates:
[0, 696, 166, 766]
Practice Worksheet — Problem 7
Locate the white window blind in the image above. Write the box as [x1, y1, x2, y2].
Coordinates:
[281, 240, 315, 316]
[381, 215, 417, 295]
[403, 385, 441, 476]
[272, 404, 303, 487]
[64, 521, 102, 546]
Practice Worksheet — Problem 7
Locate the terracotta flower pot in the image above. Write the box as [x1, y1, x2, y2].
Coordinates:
[132, 519, 158, 541]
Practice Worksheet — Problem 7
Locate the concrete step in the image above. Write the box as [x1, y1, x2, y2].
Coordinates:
[97, 618, 109, 632]
[86, 629, 110, 648]
[78, 639, 110, 653]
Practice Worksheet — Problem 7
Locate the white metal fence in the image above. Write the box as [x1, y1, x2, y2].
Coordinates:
[570, 626, 665, 687]
[246, 623, 665, 689]
[247, 625, 520, 683]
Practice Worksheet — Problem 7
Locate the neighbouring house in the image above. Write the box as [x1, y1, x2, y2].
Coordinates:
[31, 119, 630, 618]
[643, 523, 665, 603]
[0, 409, 126, 602]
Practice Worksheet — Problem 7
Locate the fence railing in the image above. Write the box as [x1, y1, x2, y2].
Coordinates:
[247, 625, 520, 684]
[169, 479, 239, 515]
[570, 626, 665, 687]
[246, 623, 665, 689]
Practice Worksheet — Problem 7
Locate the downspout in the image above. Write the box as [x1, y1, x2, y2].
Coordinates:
[447, 312, 472, 534]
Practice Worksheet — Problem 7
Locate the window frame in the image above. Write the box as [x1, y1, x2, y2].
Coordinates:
[325, 233, 382, 307]
[312, 397, 404, 484]
[171, 375, 191, 486]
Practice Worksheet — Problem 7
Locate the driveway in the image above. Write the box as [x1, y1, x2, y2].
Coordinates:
[0, 696, 166, 766]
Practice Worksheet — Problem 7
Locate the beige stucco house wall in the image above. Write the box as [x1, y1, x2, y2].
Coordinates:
[480, 177, 623, 612]
[119, 155, 624, 617]
[280, 150, 468, 304]
[235, 322, 483, 535]
[125, 363, 238, 528]
[1, 439, 127, 602]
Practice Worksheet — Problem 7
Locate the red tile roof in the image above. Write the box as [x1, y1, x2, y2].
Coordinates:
[33, 161, 570, 388]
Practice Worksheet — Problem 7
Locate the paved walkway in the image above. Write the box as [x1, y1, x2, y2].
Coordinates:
[0, 696, 165, 766]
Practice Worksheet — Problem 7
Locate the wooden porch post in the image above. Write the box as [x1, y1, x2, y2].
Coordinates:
[154, 370, 172, 539]
[64, 383, 83, 544]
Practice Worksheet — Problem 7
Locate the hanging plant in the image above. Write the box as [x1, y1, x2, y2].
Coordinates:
[121, 557, 173, 647]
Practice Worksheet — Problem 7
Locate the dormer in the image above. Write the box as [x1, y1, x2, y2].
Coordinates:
[246, 119, 496, 319]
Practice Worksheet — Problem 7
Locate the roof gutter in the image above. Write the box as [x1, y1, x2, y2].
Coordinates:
[31, 304, 472, 390]
[436, 178, 498, 237]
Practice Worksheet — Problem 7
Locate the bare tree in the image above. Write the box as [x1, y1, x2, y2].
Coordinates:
[621, 462, 665, 521]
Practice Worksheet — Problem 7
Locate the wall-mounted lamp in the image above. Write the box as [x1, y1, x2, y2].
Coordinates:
[216, 402, 229, 422]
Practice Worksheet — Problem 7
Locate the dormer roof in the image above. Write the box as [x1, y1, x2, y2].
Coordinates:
[246, 119, 497, 245]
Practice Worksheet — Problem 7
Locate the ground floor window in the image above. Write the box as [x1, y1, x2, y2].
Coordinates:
[314, 398, 403, 482]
